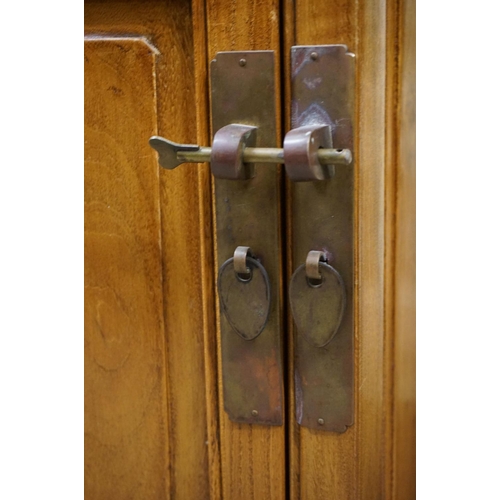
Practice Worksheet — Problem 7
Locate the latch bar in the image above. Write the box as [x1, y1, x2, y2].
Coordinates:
[149, 138, 352, 169]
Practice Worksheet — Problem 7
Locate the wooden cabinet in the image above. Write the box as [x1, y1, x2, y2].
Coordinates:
[84, 0, 415, 498]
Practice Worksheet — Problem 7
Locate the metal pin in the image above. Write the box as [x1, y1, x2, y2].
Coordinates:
[239, 58, 247, 67]
[252, 410, 259, 417]
[310, 52, 318, 61]
[318, 418, 325, 426]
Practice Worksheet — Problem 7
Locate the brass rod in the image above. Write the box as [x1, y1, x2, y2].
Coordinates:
[177, 147, 352, 166]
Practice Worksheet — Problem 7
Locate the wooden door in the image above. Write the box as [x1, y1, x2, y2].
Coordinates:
[84, 0, 415, 498]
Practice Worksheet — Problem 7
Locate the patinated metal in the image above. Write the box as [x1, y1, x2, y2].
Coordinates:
[148, 136, 199, 170]
[218, 250, 271, 341]
[149, 136, 351, 174]
[211, 124, 257, 180]
[233, 245, 253, 276]
[211, 51, 283, 425]
[290, 45, 355, 432]
[283, 125, 334, 181]
[305, 250, 327, 282]
[290, 255, 346, 348]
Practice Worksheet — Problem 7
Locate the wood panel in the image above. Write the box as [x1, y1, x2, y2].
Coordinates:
[84, 38, 169, 499]
[355, 2, 388, 496]
[385, 0, 416, 497]
[392, 0, 416, 497]
[84, 2, 415, 498]
[384, 0, 400, 495]
[190, 1, 223, 498]
[85, 2, 221, 498]
[284, 0, 413, 498]
[284, 5, 357, 497]
[203, 1, 286, 499]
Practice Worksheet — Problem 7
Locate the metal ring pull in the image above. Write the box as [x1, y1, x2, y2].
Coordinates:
[289, 250, 347, 348]
[305, 250, 327, 285]
[233, 246, 254, 280]
[217, 246, 271, 341]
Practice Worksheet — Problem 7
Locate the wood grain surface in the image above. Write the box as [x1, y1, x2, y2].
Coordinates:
[85, 1, 220, 498]
[391, 0, 416, 497]
[385, 0, 416, 497]
[84, 38, 169, 499]
[84, 1, 415, 498]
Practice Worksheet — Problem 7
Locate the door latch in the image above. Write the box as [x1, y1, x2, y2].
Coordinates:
[149, 125, 352, 180]
[149, 46, 355, 432]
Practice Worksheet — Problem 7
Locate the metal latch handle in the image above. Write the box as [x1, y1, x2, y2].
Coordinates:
[149, 139, 352, 169]
[149, 124, 352, 181]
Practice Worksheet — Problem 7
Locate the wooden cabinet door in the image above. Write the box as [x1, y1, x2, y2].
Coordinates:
[84, 1, 415, 498]
[282, 1, 415, 499]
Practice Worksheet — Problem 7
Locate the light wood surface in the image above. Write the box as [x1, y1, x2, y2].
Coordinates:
[203, 1, 286, 499]
[191, 1, 223, 498]
[85, 2, 220, 498]
[392, 0, 416, 497]
[84, 38, 170, 498]
[385, 0, 416, 497]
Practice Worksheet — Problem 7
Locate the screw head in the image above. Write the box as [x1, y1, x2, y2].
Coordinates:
[251, 409, 258, 417]
[318, 418, 325, 426]
[239, 58, 247, 67]
[310, 52, 319, 61]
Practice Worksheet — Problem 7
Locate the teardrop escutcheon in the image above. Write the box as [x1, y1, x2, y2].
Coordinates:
[217, 256, 271, 341]
[289, 262, 346, 347]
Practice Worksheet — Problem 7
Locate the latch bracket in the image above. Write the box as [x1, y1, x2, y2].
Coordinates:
[211, 51, 284, 425]
[289, 45, 355, 432]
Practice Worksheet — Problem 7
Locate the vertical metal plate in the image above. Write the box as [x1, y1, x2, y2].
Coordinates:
[291, 45, 355, 432]
[211, 51, 283, 425]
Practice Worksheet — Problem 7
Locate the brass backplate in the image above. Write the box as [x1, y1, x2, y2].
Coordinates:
[291, 45, 355, 432]
[211, 51, 283, 425]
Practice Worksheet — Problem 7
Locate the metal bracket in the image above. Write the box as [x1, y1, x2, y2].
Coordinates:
[211, 51, 283, 426]
[284, 125, 335, 181]
[211, 124, 257, 180]
[289, 45, 355, 432]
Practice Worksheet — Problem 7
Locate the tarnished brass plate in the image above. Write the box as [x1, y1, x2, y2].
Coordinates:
[290, 45, 355, 432]
[211, 51, 283, 425]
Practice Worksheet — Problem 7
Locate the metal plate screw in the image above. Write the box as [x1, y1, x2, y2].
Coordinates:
[310, 52, 318, 61]
[318, 418, 325, 426]
[252, 410, 259, 417]
[239, 58, 247, 67]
